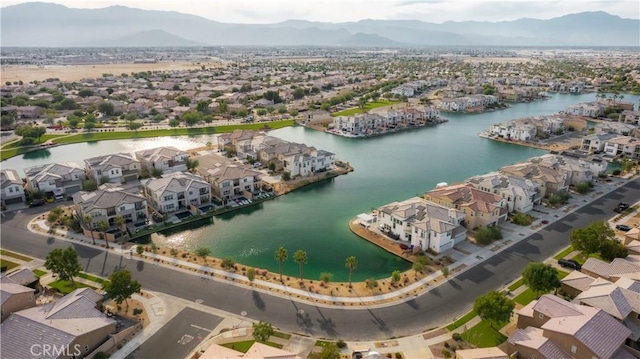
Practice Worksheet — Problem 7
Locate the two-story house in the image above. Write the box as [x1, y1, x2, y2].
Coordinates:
[135, 146, 190, 175]
[24, 162, 85, 196]
[500, 162, 569, 198]
[84, 153, 141, 184]
[424, 184, 508, 229]
[377, 197, 467, 254]
[141, 172, 211, 214]
[73, 188, 148, 229]
[466, 172, 541, 213]
[1, 169, 25, 206]
[202, 164, 262, 203]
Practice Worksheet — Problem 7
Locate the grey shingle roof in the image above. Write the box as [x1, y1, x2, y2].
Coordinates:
[5, 268, 38, 286]
[0, 169, 22, 190]
[73, 189, 145, 213]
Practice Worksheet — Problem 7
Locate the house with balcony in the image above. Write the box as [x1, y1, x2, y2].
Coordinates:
[377, 197, 467, 254]
[73, 187, 147, 229]
[1, 169, 25, 206]
[84, 153, 141, 184]
[24, 162, 85, 196]
[500, 162, 569, 198]
[509, 294, 638, 359]
[141, 172, 211, 214]
[581, 133, 619, 152]
[202, 164, 262, 203]
[619, 110, 640, 125]
[424, 184, 508, 229]
[135, 146, 190, 175]
[529, 153, 607, 185]
[604, 137, 640, 159]
[466, 172, 541, 213]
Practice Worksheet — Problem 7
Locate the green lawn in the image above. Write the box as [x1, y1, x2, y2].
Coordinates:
[314, 340, 334, 347]
[1, 134, 68, 150]
[572, 252, 604, 265]
[0, 249, 33, 262]
[48, 279, 95, 294]
[33, 269, 47, 277]
[332, 100, 401, 117]
[221, 340, 283, 353]
[508, 278, 525, 292]
[78, 272, 107, 285]
[461, 320, 508, 348]
[514, 288, 538, 306]
[553, 246, 575, 260]
[0, 258, 20, 272]
[272, 331, 292, 340]
[557, 270, 570, 280]
[446, 310, 477, 331]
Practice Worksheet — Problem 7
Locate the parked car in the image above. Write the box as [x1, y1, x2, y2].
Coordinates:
[29, 199, 46, 207]
[615, 224, 632, 232]
[54, 194, 65, 201]
[614, 202, 630, 213]
[558, 258, 581, 270]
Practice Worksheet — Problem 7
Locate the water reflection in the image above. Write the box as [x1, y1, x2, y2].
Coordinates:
[22, 149, 51, 160]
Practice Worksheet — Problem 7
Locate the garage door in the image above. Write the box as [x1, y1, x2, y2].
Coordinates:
[65, 185, 82, 195]
[4, 197, 24, 205]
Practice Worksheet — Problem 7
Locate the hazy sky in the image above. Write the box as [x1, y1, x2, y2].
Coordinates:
[3, 0, 638, 23]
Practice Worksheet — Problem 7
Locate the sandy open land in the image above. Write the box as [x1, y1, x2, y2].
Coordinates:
[463, 56, 541, 64]
[1, 61, 225, 83]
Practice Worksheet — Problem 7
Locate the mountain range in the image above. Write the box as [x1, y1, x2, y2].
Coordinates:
[2, 2, 638, 47]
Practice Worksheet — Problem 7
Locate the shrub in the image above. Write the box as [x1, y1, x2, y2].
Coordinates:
[133, 308, 144, 316]
[395, 353, 402, 359]
[452, 332, 462, 341]
[136, 245, 144, 255]
[475, 226, 503, 245]
[222, 258, 235, 269]
[511, 212, 533, 226]
[336, 339, 346, 348]
[612, 169, 621, 176]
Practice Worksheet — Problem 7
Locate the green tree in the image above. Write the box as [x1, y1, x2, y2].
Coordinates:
[196, 100, 211, 114]
[82, 215, 96, 245]
[136, 245, 144, 255]
[473, 291, 515, 329]
[522, 262, 560, 298]
[293, 87, 305, 99]
[186, 159, 199, 172]
[475, 226, 503, 245]
[44, 247, 82, 287]
[281, 171, 291, 181]
[293, 250, 308, 280]
[195, 247, 211, 265]
[247, 268, 256, 283]
[345, 256, 357, 288]
[412, 261, 424, 273]
[574, 182, 592, 194]
[176, 96, 191, 106]
[511, 213, 533, 226]
[599, 240, 628, 261]
[78, 89, 94, 97]
[67, 117, 80, 129]
[391, 269, 402, 284]
[98, 220, 110, 248]
[168, 119, 180, 131]
[114, 216, 126, 244]
[256, 108, 267, 116]
[127, 121, 143, 132]
[98, 102, 115, 116]
[252, 321, 274, 343]
[182, 111, 201, 126]
[320, 343, 341, 359]
[83, 121, 96, 131]
[320, 272, 333, 285]
[103, 270, 142, 310]
[275, 247, 288, 282]
[570, 220, 614, 256]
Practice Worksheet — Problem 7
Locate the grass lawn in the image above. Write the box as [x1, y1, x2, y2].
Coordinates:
[78, 272, 107, 285]
[514, 288, 538, 306]
[272, 331, 292, 340]
[557, 270, 570, 280]
[446, 310, 477, 331]
[0, 147, 27, 161]
[314, 340, 334, 347]
[1, 134, 67, 150]
[508, 278, 525, 292]
[0, 258, 20, 272]
[33, 269, 47, 277]
[48, 279, 95, 294]
[461, 320, 508, 348]
[332, 100, 401, 117]
[221, 340, 283, 353]
[572, 252, 604, 265]
[553, 246, 575, 260]
[0, 249, 32, 262]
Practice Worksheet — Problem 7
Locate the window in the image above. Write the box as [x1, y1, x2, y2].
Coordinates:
[538, 313, 544, 319]
[85, 346, 89, 353]
[119, 206, 126, 212]
[165, 203, 175, 211]
[8, 187, 13, 193]
[571, 345, 577, 354]
[163, 195, 173, 201]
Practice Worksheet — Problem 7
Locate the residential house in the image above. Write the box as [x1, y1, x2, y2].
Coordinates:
[0, 288, 116, 359]
[1, 169, 25, 206]
[1, 268, 40, 291]
[84, 153, 141, 184]
[200, 341, 301, 359]
[73, 188, 148, 229]
[560, 270, 596, 298]
[509, 294, 636, 359]
[201, 163, 262, 203]
[377, 197, 467, 253]
[135, 146, 190, 175]
[619, 110, 640, 125]
[424, 184, 508, 229]
[604, 137, 640, 159]
[529, 154, 607, 185]
[0, 279, 35, 322]
[466, 172, 541, 214]
[488, 121, 536, 141]
[15, 106, 44, 118]
[596, 122, 637, 137]
[580, 257, 640, 282]
[25, 162, 85, 196]
[563, 102, 603, 118]
[500, 162, 569, 198]
[581, 133, 619, 152]
[141, 172, 211, 214]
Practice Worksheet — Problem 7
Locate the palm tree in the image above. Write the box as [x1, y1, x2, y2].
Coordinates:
[345, 256, 358, 288]
[83, 215, 96, 245]
[293, 250, 308, 281]
[98, 220, 109, 249]
[114, 216, 126, 245]
[274, 247, 288, 282]
[619, 94, 624, 104]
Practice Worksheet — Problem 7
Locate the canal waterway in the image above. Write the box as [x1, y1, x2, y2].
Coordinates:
[4, 93, 638, 281]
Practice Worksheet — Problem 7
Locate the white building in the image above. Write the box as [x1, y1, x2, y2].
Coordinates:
[466, 172, 542, 214]
[135, 146, 190, 175]
[73, 188, 148, 229]
[24, 162, 85, 196]
[1, 169, 25, 206]
[203, 164, 262, 203]
[141, 172, 211, 214]
[603, 136, 640, 159]
[84, 153, 141, 184]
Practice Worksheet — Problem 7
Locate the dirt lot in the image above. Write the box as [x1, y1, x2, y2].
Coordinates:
[1, 61, 225, 83]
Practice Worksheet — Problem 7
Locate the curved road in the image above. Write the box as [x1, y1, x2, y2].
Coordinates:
[2, 178, 638, 340]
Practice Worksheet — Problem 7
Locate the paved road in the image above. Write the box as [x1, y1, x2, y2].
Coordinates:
[2, 179, 639, 340]
[127, 307, 223, 359]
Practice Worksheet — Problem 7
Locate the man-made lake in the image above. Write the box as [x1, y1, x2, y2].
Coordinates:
[4, 93, 638, 280]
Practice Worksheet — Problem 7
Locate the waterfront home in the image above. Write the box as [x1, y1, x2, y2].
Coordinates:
[499, 162, 569, 198]
[0, 288, 116, 359]
[1, 169, 25, 206]
[141, 172, 211, 214]
[217, 129, 257, 154]
[488, 121, 536, 141]
[604, 137, 640, 159]
[619, 110, 640, 125]
[563, 102, 603, 118]
[84, 153, 141, 184]
[435, 95, 498, 112]
[596, 122, 637, 137]
[466, 172, 541, 214]
[200, 162, 262, 203]
[508, 295, 634, 359]
[135, 146, 189, 175]
[24, 162, 85, 196]
[377, 197, 466, 254]
[424, 184, 508, 229]
[73, 187, 147, 229]
[529, 153, 607, 185]
[581, 133, 619, 152]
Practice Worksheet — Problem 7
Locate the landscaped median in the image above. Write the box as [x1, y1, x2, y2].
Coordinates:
[0, 120, 295, 161]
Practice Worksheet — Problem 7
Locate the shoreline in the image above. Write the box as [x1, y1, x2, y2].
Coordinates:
[304, 119, 448, 138]
[478, 132, 571, 151]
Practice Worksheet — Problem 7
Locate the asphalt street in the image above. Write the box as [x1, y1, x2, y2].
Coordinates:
[1, 179, 638, 340]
